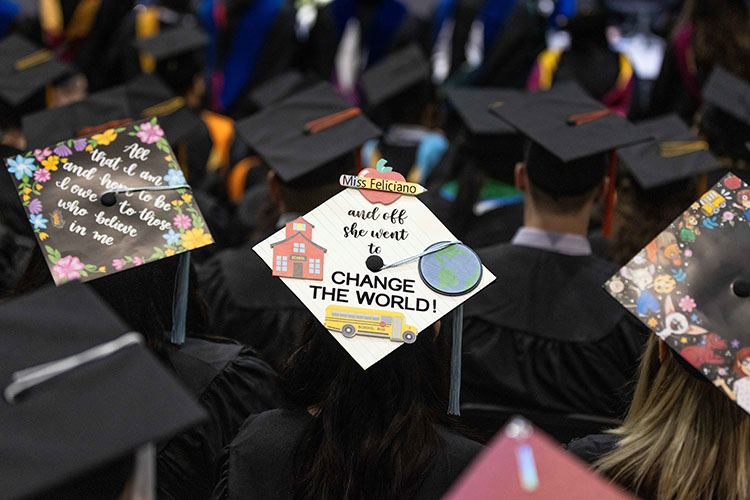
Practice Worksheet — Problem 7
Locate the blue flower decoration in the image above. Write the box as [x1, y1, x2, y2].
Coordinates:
[163, 168, 186, 187]
[162, 229, 181, 245]
[29, 213, 48, 229]
[7, 155, 36, 180]
[691, 314, 699, 322]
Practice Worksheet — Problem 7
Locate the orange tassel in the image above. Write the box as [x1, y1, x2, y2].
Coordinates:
[566, 109, 613, 126]
[304, 108, 361, 134]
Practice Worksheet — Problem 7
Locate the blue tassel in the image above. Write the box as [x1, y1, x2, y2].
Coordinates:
[170, 252, 191, 345]
[448, 304, 463, 416]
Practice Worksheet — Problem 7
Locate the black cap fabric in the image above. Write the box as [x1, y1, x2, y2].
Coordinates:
[606, 173, 750, 415]
[702, 66, 750, 127]
[132, 26, 209, 63]
[360, 44, 431, 110]
[0, 34, 71, 108]
[247, 70, 319, 110]
[236, 82, 381, 183]
[0, 282, 206, 500]
[445, 87, 521, 136]
[491, 82, 650, 196]
[618, 114, 721, 189]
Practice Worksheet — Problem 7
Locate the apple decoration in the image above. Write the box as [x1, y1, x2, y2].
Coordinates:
[358, 159, 405, 205]
[725, 175, 742, 190]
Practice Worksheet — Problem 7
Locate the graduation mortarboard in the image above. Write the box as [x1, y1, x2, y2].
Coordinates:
[618, 114, 721, 190]
[443, 417, 637, 499]
[606, 173, 750, 415]
[700, 66, 750, 161]
[702, 66, 750, 127]
[0, 33, 71, 109]
[445, 87, 521, 137]
[236, 82, 381, 184]
[0, 282, 206, 500]
[5, 116, 214, 287]
[132, 25, 209, 63]
[247, 70, 319, 111]
[360, 44, 431, 110]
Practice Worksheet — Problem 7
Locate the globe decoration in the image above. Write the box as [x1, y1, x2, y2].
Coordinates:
[418, 242, 482, 296]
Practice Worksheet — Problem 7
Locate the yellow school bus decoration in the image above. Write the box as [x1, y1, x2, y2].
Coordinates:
[324, 305, 417, 343]
[699, 190, 727, 216]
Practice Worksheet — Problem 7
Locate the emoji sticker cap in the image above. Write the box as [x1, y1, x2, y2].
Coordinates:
[443, 417, 638, 500]
[253, 157, 495, 369]
[617, 114, 721, 190]
[235, 81, 381, 185]
[607, 173, 750, 414]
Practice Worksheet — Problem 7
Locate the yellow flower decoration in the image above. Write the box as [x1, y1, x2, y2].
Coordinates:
[165, 155, 173, 162]
[180, 228, 213, 250]
[181, 194, 193, 203]
[42, 155, 59, 171]
[92, 128, 117, 146]
[98, 266, 106, 272]
[680, 337, 688, 344]
[165, 249, 175, 257]
[85, 145, 93, 151]
[647, 318, 658, 327]
[39, 232, 49, 241]
[653, 274, 676, 294]
[60, 158, 68, 163]
[22, 187, 31, 194]
[22, 194, 30, 202]
[35, 183, 42, 190]
[171, 200, 183, 206]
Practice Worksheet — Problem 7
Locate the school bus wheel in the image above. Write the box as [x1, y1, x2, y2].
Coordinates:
[341, 324, 356, 338]
[402, 331, 416, 344]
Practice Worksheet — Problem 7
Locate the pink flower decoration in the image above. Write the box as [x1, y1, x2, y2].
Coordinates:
[723, 211, 734, 221]
[133, 256, 143, 266]
[679, 295, 696, 312]
[136, 122, 165, 144]
[684, 249, 693, 257]
[52, 255, 85, 281]
[112, 259, 124, 270]
[33, 168, 51, 183]
[173, 214, 191, 230]
[33, 147, 51, 162]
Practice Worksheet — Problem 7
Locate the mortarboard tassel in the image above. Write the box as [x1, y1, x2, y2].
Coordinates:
[170, 252, 191, 345]
[448, 304, 464, 416]
[602, 150, 617, 238]
[304, 107, 362, 134]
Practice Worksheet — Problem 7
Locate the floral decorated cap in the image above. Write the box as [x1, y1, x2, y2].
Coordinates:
[4, 117, 214, 286]
[606, 173, 750, 414]
[0, 282, 206, 500]
[443, 417, 637, 499]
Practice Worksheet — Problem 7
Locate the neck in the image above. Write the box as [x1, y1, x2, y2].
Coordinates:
[1, 127, 25, 150]
[523, 200, 591, 237]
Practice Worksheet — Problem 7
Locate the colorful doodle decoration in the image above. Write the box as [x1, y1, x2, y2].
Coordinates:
[607, 173, 750, 414]
[4, 118, 213, 285]
[418, 242, 483, 296]
[269, 217, 326, 280]
[324, 305, 417, 344]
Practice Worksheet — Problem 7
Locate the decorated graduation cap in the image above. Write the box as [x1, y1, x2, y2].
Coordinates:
[0, 282, 206, 500]
[0, 33, 72, 123]
[360, 44, 431, 111]
[606, 173, 750, 415]
[236, 82, 381, 185]
[700, 66, 750, 162]
[253, 157, 495, 413]
[617, 114, 721, 190]
[5, 114, 214, 343]
[443, 417, 637, 499]
[491, 82, 650, 235]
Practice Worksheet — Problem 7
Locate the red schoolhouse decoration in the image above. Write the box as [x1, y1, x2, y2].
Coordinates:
[270, 217, 326, 280]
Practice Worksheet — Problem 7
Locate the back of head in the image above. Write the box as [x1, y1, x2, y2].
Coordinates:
[597, 335, 750, 500]
[280, 320, 454, 500]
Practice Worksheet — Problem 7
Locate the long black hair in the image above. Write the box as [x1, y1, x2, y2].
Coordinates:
[280, 320, 460, 500]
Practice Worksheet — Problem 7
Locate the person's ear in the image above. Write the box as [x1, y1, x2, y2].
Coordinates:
[514, 162, 527, 191]
[267, 170, 282, 204]
[658, 339, 669, 364]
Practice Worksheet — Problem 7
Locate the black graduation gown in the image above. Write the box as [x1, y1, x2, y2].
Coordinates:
[157, 338, 284, 500]
[197, 248, 312, 369]
[210, 408, 483, 500]
[566, 433, 619, 465]
[461, 244, 650, 418]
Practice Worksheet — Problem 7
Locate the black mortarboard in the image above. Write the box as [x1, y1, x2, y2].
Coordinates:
[22, 86, 130, 149]
[618, 114, 721, 190]
[700, 66, 750, 161]
[445, 87, 521, 137]
[702, 66, 750, 127]
[132, 26, 209, 63]
[360, 44, 431, 110]
[247, 70, 319, 110]
[491, 82, 650, 197]
[0, 34, 71, 109]
[236, 82, 381, 184]
[607, 173, 750, 416]
[0, 282, 206, 500]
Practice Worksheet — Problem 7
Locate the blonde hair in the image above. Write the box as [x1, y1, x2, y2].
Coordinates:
[596, 336, 750, 500]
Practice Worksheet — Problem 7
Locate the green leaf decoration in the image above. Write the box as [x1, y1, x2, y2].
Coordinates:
[79, 270, 88, 277]
[151, 117, 157, 125]
[128, 132, 136, 136]
[115, 127, 126, 133]
[376, 158, 393, 173]
[84, 264, 98, 272]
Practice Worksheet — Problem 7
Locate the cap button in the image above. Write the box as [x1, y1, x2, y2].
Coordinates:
[366, 255, 383, 272]
[732, 280, 750, 298]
